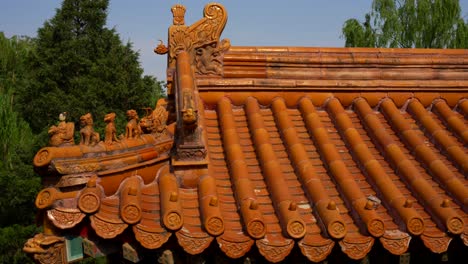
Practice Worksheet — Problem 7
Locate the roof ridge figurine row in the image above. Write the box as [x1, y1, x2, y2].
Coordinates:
[48, 98, 168, 147]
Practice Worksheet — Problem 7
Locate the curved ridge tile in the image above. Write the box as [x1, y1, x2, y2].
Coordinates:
[299, 97, 382, 237]
[433, 99, 468, 145]
[217, 97, 266, 239]
[339, 234, 374, 260]
[216, 234, 254, 259]
[381, 98, 468, 215]
[354, 98, 425, 235]
[408, 99, 468, 175]
[272, 98, 346, 239]
[421, 232, 453, 254]
[379, 230, 411, 255]
[363, 98, 465, 235]
[245, 97, 306, 239]
[298, 235, 335, 263]
[256, 236, 294, 263]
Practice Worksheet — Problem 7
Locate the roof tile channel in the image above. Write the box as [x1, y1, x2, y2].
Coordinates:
[407, 99, 468, 175]
[269, 99, 339, 262]
[245, 97, 307, 240]
[227, 100, 294, 262]
[203, 109, 252, 247]
[195, 105, 226, 238]
[271, 98, 346, 240]
[330, 97, 424, 237]
[134, 176, 171, 250]
[289, 110, 354, 223]
[90, 196, 127, 239]
[458, 99, 468, 118]
[217, 98, 266, 239]
[381, 98, 468, 214]
[176, 188, 214, 255]
[205, 111, 256, 259]
[432, 99, 468, 145]
[261, 107, 317, 229]
[357, 98, 465, 235]
[299, 97, 384, 238]
[205, 105, 282, 260]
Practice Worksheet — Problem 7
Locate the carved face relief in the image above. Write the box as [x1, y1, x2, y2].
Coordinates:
[195, 43, 218, 74]
[167, 3, 230, 74]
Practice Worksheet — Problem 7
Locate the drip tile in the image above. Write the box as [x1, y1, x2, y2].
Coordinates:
[298, 235, 335, 263]
[379, 229, 411, 255]
[256, 235, 294, 263]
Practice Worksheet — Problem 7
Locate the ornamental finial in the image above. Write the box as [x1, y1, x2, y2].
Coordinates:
[171, 4, 186, 25]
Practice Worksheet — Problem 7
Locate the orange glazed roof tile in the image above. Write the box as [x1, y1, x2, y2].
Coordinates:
[28, 3, 467, 263]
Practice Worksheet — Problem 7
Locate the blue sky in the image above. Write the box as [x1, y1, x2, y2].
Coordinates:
[1, 0, 467, 80]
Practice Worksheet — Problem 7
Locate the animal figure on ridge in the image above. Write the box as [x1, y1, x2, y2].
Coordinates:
[79, 113, 100, 146]
[125, 109, 141, 139]
[104, 112, 120, 145]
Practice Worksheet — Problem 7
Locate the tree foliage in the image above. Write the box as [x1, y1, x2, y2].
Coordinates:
[0, 32, 41, 224]
[342, 0, 468, 48]
[16, 0, 164, 138]
[0, 225, 39, 264]
[0, 32, 41, 264]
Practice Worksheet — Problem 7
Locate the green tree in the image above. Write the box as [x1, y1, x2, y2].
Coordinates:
[17, 0, 164, 139]
[0, 32, 41, 225]
[0, 225, 39, 264]
[0, 32, 41, 264]
[342, 0, 468, 48]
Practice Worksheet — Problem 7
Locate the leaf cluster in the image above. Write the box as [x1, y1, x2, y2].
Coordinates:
[342, 0, 467, 48]
[0, 32, 41, 264]
[0, 225, 40, 264]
